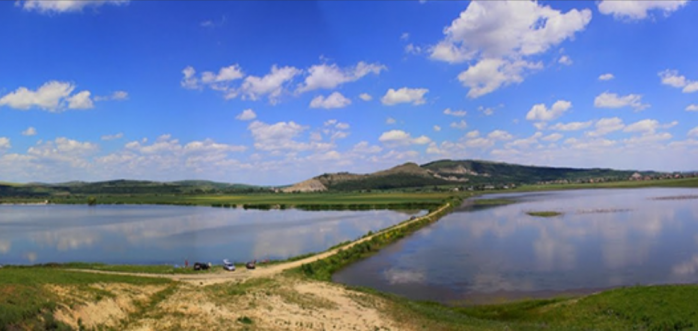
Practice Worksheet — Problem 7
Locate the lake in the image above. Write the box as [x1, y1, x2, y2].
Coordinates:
[333, 188, 698, 305]
[0, 205, 423, 265]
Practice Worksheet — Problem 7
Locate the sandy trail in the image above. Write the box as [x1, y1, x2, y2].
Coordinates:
[68, 204, 450, 285]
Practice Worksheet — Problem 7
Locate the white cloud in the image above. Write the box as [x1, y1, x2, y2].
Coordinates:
[101, 133, 123, 141]
[659, 70, 698, 93]
[599, 73, 615, 81]
[381, 87, 428, 106]
[542, 133, 564, 142]
[359, 93, 373, 101]
[686, 104, 698, 112]
[239, 65, 301, 104]
[401, 32, 410, 40]
[433, 125, 441, 132]
[466, 130, 480, 138]
[378, 130, 431, 146]
[19, 0, 128, 13]
[430, 0, 591, 97]
[431, 1, 591, 62]
[689, 126, 698, 137]
[549, 121, 593, 131]
[598, 0, 688, 20]
[478, 106, 495, 116]
[558, 55, 573, 66]
[594, 92, 650, 111]
[0, 137, 10, 150]
[487, 130, 513, 141]
[506, 132, 543, 149]
[443, 108, 467, 117]
[386, 117, 397, 125]
[181, 66, 200, 89]
[236, 109, 257, 121]
[457, 58, 543, 98]
[247, 120, 330, 152]
[405, 43, 423, 55]
[94, 90, 128, 101]
[309, 92, 352, 109]
[450, 120, 468, 130]
[67, 91, 94, 109]
[0, 81, 95, 112]
[297, 62, 386, 93]
[201, 64, 244, 84]
[623, 119, 661, 134]
[586, 117, 625, 137]
[533, 122, 547, 130]
[21, 127, 37, 136]
[352, 141, 382, 154]
[526, 100, 572, 122]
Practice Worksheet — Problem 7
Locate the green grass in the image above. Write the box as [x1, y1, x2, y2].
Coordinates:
[59, 262, 220, 275]
[515, 177, 698, 192]
[0, 265, 170, 329]
[526, 211, 563, 217]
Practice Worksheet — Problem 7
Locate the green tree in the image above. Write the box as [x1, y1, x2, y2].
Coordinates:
[87, 196, 97, 206]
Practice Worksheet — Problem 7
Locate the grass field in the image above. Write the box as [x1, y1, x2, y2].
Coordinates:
[526, 211, 563, 217]
[515, 177, 698, 192]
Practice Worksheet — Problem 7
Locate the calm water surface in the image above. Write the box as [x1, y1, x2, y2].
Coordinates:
[0, 205, 423, 265]
[333, 188, 698, 305]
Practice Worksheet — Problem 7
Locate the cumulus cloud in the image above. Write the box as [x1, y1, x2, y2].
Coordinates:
[386, 117, 397, 125]
[431, 0, 591, 97]
[0, 137, 10, 150]
[443, 108, 467, 117]
[487, 130, 513, 141]
[549, 121, 593, 131]
[378, 130, 431, 146]
[21, 127, 37, 136]
[689, 126, 698, 137]
[526, 100, 572, 122]
[359, 93, 373, 101]
[558, 55, 573, 66]
[381, 87, 428, 106]
[686, 104, 698, 112]
[238, 65, 301, 104]
[457, 58, 542, 98]
[309, 92, 352, 109]
[248, 120, 331, 152]
[236, 109, 257, 121]
[433, 125, 441, 132]
[478, 106, 495, 116]
[594, 92, 650, 111]
[19, 0, 128, 14]
[101, 133, 123, 141]
[542, 133, 564, 142]
[466, 130, 480, 138]
[586, 117, 625, 137]
[182, 64, 300, 104]
[296, 62, 386, 93]
[352, 141, 383, 154]
[599, 73, 615, 81]
[659, 70, 698, 93]
[0, 81, 95, 112]
[450, 120, 468, 130]
[598, 0, 688, 20]
[623, 119, 675, 135]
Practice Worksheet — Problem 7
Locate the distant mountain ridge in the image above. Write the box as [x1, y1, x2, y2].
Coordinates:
[281, 159, 659, 192]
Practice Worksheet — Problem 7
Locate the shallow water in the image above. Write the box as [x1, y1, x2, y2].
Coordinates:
[333, 188, 698, 305]
[0, 205, 423, 265]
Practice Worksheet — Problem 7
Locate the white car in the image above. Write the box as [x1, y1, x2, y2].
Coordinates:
[223, 259, 235, 271]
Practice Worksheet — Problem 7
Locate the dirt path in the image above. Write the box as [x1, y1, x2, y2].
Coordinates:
[68, 204, 451, 285]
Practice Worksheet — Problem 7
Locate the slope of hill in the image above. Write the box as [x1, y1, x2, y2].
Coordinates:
[281, 159, 661, 192]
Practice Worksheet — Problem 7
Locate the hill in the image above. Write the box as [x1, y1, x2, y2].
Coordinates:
[282, 159, 660, 192]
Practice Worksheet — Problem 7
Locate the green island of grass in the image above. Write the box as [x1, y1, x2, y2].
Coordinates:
[526, 211, 563, 217]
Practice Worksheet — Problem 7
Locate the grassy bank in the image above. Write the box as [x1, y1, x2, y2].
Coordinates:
[292, 197, 461, 281]
[526, 211, 563, 217]
[0, 265, 170, 329]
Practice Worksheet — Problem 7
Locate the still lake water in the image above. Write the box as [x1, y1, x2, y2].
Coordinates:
[333, 188, 698, 305]
[0, 205, 423, 265]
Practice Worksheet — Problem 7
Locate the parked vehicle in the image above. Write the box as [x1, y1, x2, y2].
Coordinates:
[223, 259, 235, 271]
[246, 260, 256, 270]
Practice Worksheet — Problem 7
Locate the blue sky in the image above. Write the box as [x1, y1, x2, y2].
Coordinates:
[1, 0, 697, 185]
